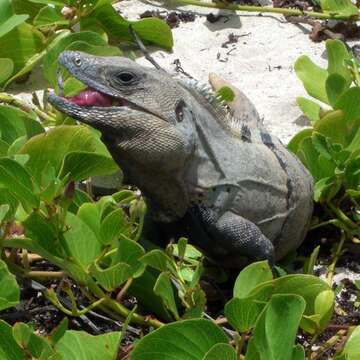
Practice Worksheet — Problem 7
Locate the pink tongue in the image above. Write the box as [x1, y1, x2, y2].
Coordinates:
[67, 88, 112, 106]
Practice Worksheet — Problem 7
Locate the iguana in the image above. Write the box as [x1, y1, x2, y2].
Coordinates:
[49, 51, 314, 269]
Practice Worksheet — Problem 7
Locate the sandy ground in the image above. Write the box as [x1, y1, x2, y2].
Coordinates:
[117, 0, 329, 143]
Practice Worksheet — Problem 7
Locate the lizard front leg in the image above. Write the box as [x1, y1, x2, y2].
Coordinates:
[187, 205, 275, 269]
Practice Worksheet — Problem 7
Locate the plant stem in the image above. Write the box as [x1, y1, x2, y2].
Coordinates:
[328, 202, 359, 233]
[310, 218, 342, 231]
[116, 278, 133, 303]
[307, 333, 320, 360]
[167, 0, 360, 21]
[23, 270, 65, 280]
[2, 238, 164, 329]
[237, 332, 247, 359]
[312, 329, 347, 360]
[0, 92, 56, 123]
[326, 231, 346, 286]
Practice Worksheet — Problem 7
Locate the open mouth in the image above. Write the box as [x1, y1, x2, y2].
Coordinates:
[57, 71, 123, 108]
[64, 87, 119, 107]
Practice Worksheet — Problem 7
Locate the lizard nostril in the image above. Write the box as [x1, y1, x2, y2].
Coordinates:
[74, 57, 82, 66]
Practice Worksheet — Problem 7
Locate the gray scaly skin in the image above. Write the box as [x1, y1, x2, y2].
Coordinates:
[49, 51, 314, 269]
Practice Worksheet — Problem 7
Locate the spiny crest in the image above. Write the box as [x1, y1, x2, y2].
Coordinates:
[177, 77, 252, 138]
[178, 77, 229, 116]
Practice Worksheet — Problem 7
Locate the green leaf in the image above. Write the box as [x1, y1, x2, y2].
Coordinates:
[314, 176, 340, 202]
[33, 6, 69, 27]
[0, 58, 14, 84]
[0, 320, 26, 360]
[20, 125, 110, 185]
[292, 345, 306, 360]
[27, 0, 69, 6]
[43, 31, 109, 88]
[303, 245, 320, 275]
[99, 208, 126, 245]
[111, 238, 145, 276]
[69, 188, 93, 213]
[246, 294, 305, 360]
[128, 269, 174, 322]
[320, 0, 358, 16]
[288, 128, 313, 154]
[314, 290, 334, 330]
[297, 137, 336, 181]
[225, 296, 266, 333]
[203, 343, 237, 360]
[0, 0, 28, 38]
[132, 319, 229, 360]
[92, 4, 173, 50]
[335, 326, 360, 359]
[154, 272, 179, 319]
[0, 158, 39, 211]
[12, 323, 53, 359]
[23, 211, 64, 257]
[63, 77, 87, 97]
[294, 55, 328, 104]
[12, 0, 44, 22]
[77, 203, 101, 240]
[296, 97, 321, 123]
[61, 151, 118, 181]
[54, 330, 121, 360]
[216, 86, 235, 102]
[0, 23, 45, 87]
[0, 204, 9, 223]
[326, 39, 352, 83]
[92, 238, 145, 290]
[335, 87, 360, 127]
[249, 274, 333, 334]
[0, 105, 44, 145]
[345, 156, 360, 189]
[0, 189, 19, 221]
[314, 110, 347, 147]
[140, 249, 177, 273]
[0, 260, 20, 311]
[49, 318, 68, 345]
[326, 74, 347, 107]
[233, 260, 273, 298]
[347, 126, 360, 152]
[63, 212, 102, 268]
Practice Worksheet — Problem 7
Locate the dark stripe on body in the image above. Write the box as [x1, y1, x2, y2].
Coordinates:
[241, 124, 252, 142]
[260, 131, 293, 245]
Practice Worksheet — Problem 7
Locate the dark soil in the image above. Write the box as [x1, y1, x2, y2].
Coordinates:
[139, 10, 195, 28]
[0, 220, 358, 358]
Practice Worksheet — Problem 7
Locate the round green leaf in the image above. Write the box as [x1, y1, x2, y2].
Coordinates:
[294, 55, 328, 104]
[249, 294, 306, 360]
[0, 260, 20, 311]
[203, 343, 237, 360]
[0, 58, 14, 84]
[0, 320, 26, 360]
[233, 260, 273, 298]
[132, 319, 229, 360]
[55, 330, 121, 360]
[335, 326, 360, 360]
[20, 125, 111, 185]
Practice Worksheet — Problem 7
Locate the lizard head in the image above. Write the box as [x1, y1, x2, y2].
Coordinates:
[48, 50, 189, 130]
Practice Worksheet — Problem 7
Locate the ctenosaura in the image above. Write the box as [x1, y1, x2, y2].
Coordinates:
[49, 51, 314, 269]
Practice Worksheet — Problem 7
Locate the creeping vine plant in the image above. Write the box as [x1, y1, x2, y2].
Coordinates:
[0, 0, 358, 358]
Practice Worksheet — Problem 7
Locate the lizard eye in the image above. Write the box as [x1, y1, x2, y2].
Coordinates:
[116, 72, 135, 84]
[74, 57, 82, 66]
